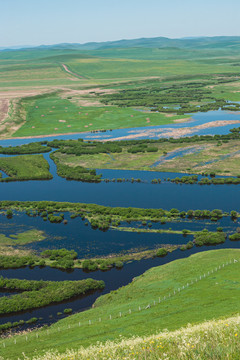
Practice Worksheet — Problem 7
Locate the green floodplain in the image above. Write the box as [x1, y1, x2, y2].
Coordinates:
[3, 133, 240, 183]
[1, 37, 240, 360]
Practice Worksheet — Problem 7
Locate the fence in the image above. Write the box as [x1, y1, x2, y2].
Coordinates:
[1, 258, 239, 349]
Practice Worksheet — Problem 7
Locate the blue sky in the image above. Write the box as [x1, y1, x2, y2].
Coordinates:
[1, 0, 240, 47]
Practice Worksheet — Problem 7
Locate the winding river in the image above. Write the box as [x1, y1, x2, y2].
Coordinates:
[1, 108, 240, 329]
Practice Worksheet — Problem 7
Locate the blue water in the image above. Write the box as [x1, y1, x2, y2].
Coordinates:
[0, 170, 7, 179]
[2, 212, 238, 257]
[0, 108, 240, 329]
[0, 109, 239, 146]
[1, 162, 240, 210]
[1, 237, 239, 327]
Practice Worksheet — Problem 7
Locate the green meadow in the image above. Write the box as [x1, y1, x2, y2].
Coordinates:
[0, 43, 240, 138]
[66, 58, 240, 80]
[13, 94, 185, 137]
[0, 155, 52, 181]
[53, 138, 240, 176]
[1, 249, 240, 359]
[0, 229, 45, 246]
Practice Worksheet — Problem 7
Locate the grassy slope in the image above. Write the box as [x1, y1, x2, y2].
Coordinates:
[0, 155, 52, 180]
[66, 58, 240, 79]
[1, 249, 240, 359]
[17, 315, 240, 360]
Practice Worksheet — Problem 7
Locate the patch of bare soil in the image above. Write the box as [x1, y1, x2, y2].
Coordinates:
[173, 117, 192, 123]
[105, 120, 240, 141]
[0, 88, 52, 99]
[61, 87, 116, 107]
[0, 99, 9, 124]
[62, 64, 84, 80]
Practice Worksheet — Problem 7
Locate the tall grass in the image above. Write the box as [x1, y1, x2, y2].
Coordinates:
[18, 314, 240, 360]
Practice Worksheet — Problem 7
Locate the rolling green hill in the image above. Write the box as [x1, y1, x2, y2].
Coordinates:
[17, 314, 240, 360]
[1, 249, 240, 359]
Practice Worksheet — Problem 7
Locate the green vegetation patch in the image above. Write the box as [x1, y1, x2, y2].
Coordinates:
[46, 135, 240, 177]
[0, 142, 51, 155]
[0, 277, 104, 315]
[0, 154, 53, 181]
[2, 249, 240, 359]
[24, 315, 240, 360]
[194, 230, 226, 246]
[99, 75, 240, 114]
[0, 229, 46, 246]
[12, 95, 184, 137]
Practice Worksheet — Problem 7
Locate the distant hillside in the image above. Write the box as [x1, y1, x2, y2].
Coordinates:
[2, 36, 240, 52]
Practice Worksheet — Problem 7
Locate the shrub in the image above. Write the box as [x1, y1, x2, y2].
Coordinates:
[229, 233, 240, 241]
[156, 248, 168, 257]
[194, 230, 226, 246]
[64, 308, 72, 314]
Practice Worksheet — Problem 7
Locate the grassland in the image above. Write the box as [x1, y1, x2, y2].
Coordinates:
[65, 58, 240, 80]
[12, 94, 187, 137]
[0, 155, 52, 181]
[1, 249, 240, 359]
[16, 315, 240, 360]
[0, 229, 45, 246]
[1, 43, 240, 139]
[154, 140, 240, 176]
[53, 138, 240, 176]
